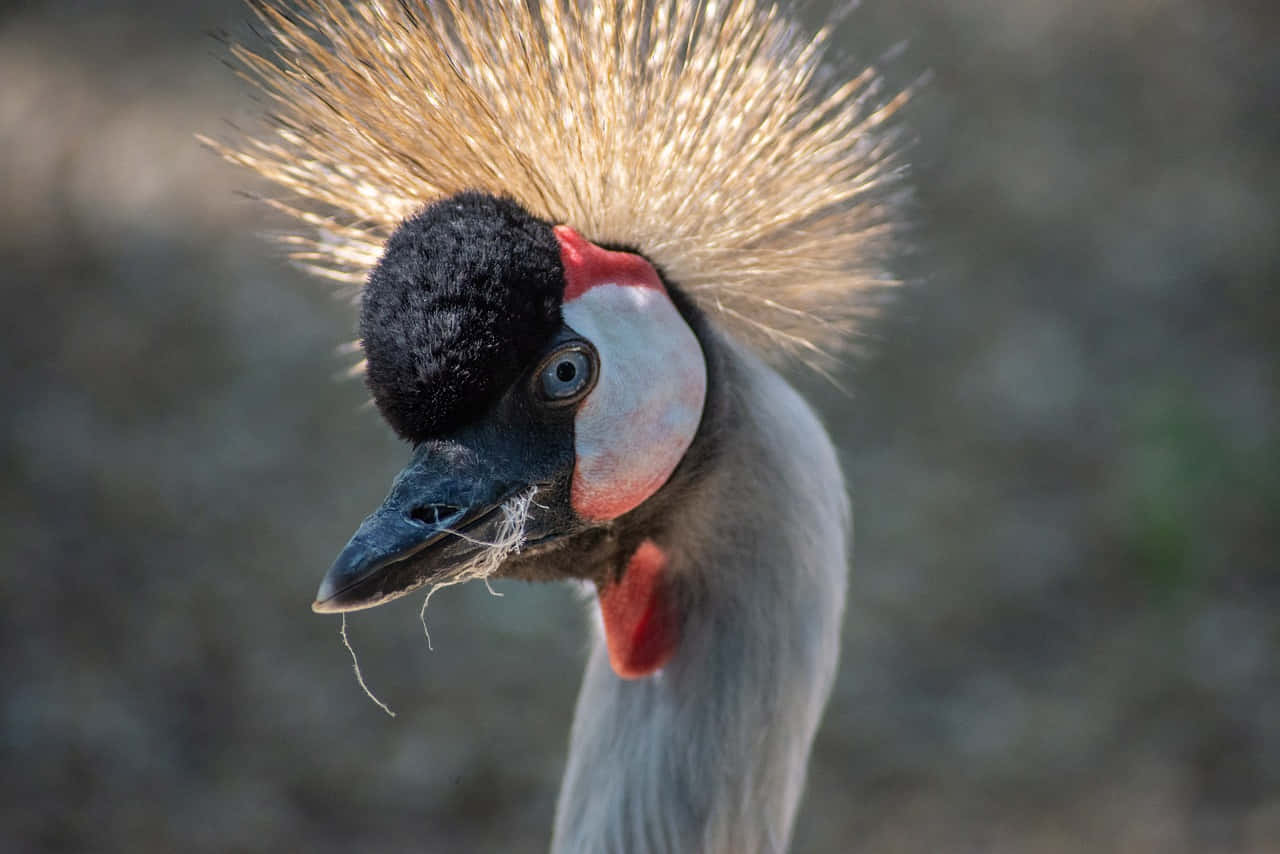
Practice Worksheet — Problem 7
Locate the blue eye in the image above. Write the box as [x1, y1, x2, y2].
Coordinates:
[536, 344, 597, 405]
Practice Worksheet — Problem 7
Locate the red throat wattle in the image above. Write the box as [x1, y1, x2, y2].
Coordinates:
[596, 540, 679, 679]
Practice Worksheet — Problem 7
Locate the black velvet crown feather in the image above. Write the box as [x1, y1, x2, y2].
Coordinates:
[360, 192, 565, 441]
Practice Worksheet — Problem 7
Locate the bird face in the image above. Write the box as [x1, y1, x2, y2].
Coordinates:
[313, 193, 707, 613]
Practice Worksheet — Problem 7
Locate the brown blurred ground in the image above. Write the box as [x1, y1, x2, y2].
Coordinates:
[2, 1, 1278, 851]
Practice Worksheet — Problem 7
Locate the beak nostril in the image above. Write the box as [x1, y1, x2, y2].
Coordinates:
[408, 504, 463, 526]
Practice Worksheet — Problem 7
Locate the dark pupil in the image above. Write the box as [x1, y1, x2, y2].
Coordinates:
[556, 361, 577, 382]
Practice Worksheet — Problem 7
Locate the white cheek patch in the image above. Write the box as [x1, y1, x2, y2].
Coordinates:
[562, 283, 707, 521]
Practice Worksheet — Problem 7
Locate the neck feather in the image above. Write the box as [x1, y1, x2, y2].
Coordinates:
[551, 338, 850, 854]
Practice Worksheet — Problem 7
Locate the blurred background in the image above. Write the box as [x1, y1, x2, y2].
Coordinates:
[2, 0, 1277, 851]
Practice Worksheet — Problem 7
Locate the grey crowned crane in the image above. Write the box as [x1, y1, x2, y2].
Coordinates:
[216, 1, 907, 850]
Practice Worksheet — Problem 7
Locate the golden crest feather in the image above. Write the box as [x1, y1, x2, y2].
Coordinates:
[212, 0, 909, 369]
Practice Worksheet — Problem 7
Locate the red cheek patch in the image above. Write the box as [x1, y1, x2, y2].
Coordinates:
[596, 540, 679, 679]
[554, 225, 664, 302]
[569, 447, 676, 522]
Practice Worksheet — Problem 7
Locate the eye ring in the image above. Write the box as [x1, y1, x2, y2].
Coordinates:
[533, 342, 599, 408]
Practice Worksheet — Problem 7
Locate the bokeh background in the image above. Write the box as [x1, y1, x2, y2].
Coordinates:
[3, 0, 1277, 851]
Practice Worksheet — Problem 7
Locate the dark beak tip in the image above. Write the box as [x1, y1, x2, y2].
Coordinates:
[311, 575, 349, 613]
[311, 588, 377, 614]
[311, 566, 405, 614]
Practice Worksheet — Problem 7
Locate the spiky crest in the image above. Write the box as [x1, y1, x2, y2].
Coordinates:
[211, 0, 909, 368]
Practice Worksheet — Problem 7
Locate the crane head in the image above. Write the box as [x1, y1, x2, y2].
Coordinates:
[313, 192, 707, 614]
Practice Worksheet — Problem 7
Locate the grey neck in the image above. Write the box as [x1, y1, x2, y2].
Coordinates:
[551, 339, 850, 854]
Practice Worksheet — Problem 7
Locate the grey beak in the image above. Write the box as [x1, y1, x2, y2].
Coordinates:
[312, 418, 576, 613]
